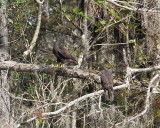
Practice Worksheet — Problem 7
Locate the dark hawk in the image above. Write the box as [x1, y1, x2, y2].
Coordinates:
[100, 65, 114, 101]
[52, 42, 78, 65]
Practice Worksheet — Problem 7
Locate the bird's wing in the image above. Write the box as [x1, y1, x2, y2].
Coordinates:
[101, 70, 113, 89]
[57, 50, 67, 59]
[101, 71, 108, 87]
[58, 47, 76, 60]
[101, 70, 114, 101]
[104, 70, 113, 89]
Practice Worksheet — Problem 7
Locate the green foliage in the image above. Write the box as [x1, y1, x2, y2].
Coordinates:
[95, 22, 103, 32]
[115, 90, 126, 107]
[62, 4, 67, 12]
[108, 9, 121, 21]
[94, 20, 107, 32]
[65, 13, 75, 20]
[7, 0, 159, 127]
[120, 9, 131, 15]
[100, 20, 106, 25]
[10, 0, 29, 4]
[73, 7, 92, 21]
[109, 9, 117, 16]
[128, 24, 138, 29]
[36, 119, 43, 127]
[94, 0, 105, 5]
[84, 15, 92, 21]
[73, 7, 83, 15]
[28, 84, 36, 96]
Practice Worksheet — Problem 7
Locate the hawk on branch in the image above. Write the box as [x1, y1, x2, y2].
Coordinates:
[52, 42, 78, 65]
[100, 65, 114, 101]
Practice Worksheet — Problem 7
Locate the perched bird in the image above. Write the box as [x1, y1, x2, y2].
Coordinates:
[52, 42, 78, 65]
[99, 65, 114, 101]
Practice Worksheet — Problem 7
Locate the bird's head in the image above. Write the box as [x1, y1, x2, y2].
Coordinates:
[98, 64, 105, 71]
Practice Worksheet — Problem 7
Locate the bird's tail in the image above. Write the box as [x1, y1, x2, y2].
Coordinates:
[104, 89, 114, 102]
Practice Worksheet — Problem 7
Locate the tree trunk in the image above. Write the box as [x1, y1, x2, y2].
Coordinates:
[0, 0, 10, 123]
[81, 0, 90, 68]
[156, 0, 160, 66]
[143, 0, 159, 65]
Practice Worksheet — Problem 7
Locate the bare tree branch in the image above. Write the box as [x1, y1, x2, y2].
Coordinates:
[0, 61, 160, 84]
[16, 84, 127, 127]
[106, 0, 160, 13]
[36, 0, 45, 4]
[0, 61, 101, 83]
[1, 60, 160, 127]
[16, 117, 37, 127]
[115, 74, 160, 127]
[14, 65, 159, 127]
[23, 0, 44, 57]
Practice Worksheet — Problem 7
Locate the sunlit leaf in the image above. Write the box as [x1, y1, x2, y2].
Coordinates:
[95, 27, 102, 32]
[36, 119, 43, 127]
[100, 20, 106, 25]
[109, 9, 116, 16]
[84, 15, 92, 20]
[73, 7, 81, 14]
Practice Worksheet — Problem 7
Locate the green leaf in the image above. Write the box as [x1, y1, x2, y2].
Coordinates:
[84, 15, 92, 20]
[15, 0, 27, 3]
[73, 7, 81, 13]
[100, 20, 106, 25]
[136, 28, 146, 34]
[36, 119, 43, 127]
[65, 14, 72, 20]
[95, 27, 102, 32]
[129, 39, 136, 43]
[73, 7, 83, 16]
[120, 9, 131, 14]
[98, 0, 104, 4]
[138, 57, 143, 61]
[62, 5, 67, 11]
[109, 9, 116, 16]
[128, 24, 138, 29]
[78, 11, 83, 15]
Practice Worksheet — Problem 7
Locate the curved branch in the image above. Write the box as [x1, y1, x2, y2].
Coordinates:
[16, 84, 127, 127]
[36, 0, 44, 4]
[41, 84, 127, 117]
[23, 0, 44, 57]
[14, 62, 160, 127]
[115, 74, 160, 127]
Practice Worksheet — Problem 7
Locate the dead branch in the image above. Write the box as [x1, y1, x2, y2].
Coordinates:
[15, 72, 159, 127]
[0, 61, 160, 85]
[2, 60, 160, 127]
[16, 117, 37, 127]
[115, 74, 160, 127]
[106, 0, 160, 13]
[23, 0, 44, 57]
[0, 61, 101, 83]
[16, 85, 125, 127]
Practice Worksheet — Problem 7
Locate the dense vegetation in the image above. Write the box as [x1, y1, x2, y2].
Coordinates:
[0, 0, 160, 127]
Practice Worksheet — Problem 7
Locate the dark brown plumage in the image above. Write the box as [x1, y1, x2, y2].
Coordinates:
[52, 42, 78, 65]
[100, 65, 114, 101]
